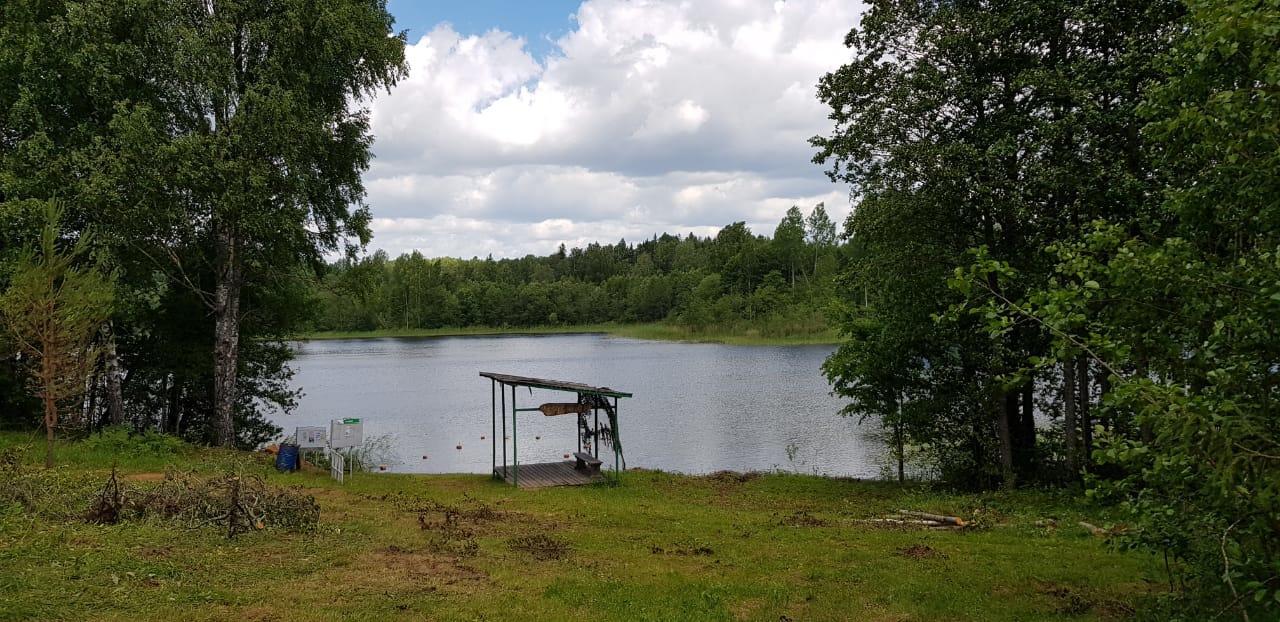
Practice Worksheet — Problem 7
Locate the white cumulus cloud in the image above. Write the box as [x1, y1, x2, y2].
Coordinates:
[363, 0, 862, 258]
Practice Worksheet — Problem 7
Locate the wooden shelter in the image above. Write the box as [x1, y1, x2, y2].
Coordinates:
[480, 372, 632, 489]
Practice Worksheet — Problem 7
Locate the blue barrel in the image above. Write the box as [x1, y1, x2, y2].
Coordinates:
[275, 444, 300, 472]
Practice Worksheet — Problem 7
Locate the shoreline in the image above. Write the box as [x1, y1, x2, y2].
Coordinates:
[293, 322, 841, 346]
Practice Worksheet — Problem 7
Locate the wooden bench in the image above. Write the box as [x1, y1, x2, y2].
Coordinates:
[573, 451, 603, 473]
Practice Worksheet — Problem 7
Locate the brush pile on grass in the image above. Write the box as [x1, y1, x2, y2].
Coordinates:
[86, 468, 320, 537]
[0, 447, 101, 518]
[508, 533, 571, 561]
[1, 447, 317, 537]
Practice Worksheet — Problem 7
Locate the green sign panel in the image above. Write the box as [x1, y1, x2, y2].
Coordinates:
[342, 418, 361, 424]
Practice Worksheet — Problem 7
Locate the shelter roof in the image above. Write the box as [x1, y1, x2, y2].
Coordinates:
[479, 372, 632, 398]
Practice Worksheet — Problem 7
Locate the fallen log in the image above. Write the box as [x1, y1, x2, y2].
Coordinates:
[897, 510, 966, 527]
[857, 518, 944, 527]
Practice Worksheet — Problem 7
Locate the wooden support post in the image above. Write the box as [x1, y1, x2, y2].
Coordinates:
[490, 379, 496, 478]
[500, 383, 507, 477]
[613, 397, 621, 482]
[506, 386, 512, 488]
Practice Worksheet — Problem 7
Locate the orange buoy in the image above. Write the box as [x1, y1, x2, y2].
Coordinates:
[456, 444, 462, 450]
[563, 453, 570, 459]
[480, 435, 486, 440]
[535, 436, 541, 440]
[422, 455, 428, 460]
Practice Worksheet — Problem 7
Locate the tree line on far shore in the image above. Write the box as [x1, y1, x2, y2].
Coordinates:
[312, 205, 841, 338]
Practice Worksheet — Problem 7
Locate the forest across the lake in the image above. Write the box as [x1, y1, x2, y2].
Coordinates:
[306, 206, 842, 344]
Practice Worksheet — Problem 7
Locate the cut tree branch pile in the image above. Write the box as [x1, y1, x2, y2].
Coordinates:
[84, 470, 319, 538]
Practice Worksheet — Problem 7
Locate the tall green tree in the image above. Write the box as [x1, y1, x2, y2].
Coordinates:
[805, 202, 836, 279]
[773, 206, 806, 285]
[813, 0, 1180, 485]
[954, 0, 1280, 613]
[112, 0, 405, 446]
[1, 0, 360, 446]
[0, 0, 165, 428]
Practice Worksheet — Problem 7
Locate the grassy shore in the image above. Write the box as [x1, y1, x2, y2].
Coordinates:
[0, 432, 1160, 621]
[297, 323, 842, 346]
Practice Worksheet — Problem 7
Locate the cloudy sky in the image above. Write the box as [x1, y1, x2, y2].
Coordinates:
[365, 0, 860, 258]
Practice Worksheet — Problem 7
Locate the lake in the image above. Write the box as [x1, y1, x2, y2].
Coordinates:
[277, 333, 883, 477]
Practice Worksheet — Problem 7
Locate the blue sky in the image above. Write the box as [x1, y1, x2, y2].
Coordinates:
[387, 1, 581, 59]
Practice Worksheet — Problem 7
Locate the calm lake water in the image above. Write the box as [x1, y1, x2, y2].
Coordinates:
[277, 334, 883, 477]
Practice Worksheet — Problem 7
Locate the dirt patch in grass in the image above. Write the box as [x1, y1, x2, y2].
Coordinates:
[237, 605, 285, 622]
[1034, 580, 1135, 618]
[777, 510, 830, 527]
[729, 597, 765, 620]
[359, 547, 487, 589]
[508, 534, 571, 561]
[896, 544, 947, 560]
[650, 542, 714, 556]
[137, 545, 173, 559]
[1040, 582, 1094, 615]
[706, 470, 761, 485]
[1094, 599, 1137, 619]
[365, 492, 514, 524]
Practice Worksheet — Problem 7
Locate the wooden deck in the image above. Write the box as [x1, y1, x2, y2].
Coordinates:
[495, 460, 605, 489]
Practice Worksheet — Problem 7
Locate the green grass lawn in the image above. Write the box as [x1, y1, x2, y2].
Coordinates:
[295, 322, 842, 346]
[0, 432, 1159, 621]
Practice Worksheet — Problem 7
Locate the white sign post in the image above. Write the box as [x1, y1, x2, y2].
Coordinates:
[295, 426, 327, 449]
[329, 418, 362, 449]
[328, 418, 363, 483]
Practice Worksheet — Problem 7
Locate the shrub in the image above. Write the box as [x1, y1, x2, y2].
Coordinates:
[80, 426, 190, 458]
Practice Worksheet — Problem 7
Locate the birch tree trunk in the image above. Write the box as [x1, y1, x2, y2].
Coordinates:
[212, 223, 242, 448]
[102, 322, 125, 426]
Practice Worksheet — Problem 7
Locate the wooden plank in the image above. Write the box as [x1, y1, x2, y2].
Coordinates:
[499, 460, 602, 489]
[538, 402, 591, 416]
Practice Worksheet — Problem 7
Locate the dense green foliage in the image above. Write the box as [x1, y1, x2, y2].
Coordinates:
[311, 209, 842, 339]
[817, 0, 1279, 616]
[814, 0, 1181, 486]
[0, 205, 114, 466]
[0, 0, 404, 448]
